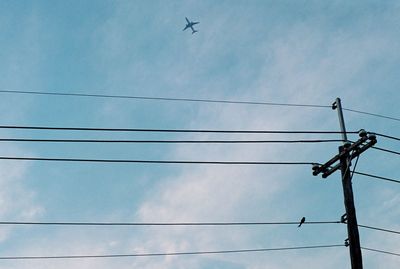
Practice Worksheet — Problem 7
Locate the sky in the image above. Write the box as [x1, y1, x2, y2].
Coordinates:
[0, 0, 399, 268]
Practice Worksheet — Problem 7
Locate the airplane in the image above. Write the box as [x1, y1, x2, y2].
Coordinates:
[183, 17, 199, 34]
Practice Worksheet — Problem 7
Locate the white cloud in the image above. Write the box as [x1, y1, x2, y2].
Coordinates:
[0, 146, 44, 243]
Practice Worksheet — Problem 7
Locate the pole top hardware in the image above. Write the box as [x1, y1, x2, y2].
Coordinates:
[341, 213, 348, 223]
[332, 98, 341, 110]
[358, 129, 367, 138]
[312, 132, 377, 178]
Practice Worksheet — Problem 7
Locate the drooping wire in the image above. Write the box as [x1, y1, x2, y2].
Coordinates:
[0, 244, 344, 260]
[342, 149, 359, 180]
[350, 155, 360, 180]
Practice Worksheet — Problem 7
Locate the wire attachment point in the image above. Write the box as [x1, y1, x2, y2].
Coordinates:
[332, 101, 338, 110]
[341, 213, 348, 224]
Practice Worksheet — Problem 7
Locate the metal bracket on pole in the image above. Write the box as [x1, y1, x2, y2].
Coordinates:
[312, 132, 377, 178]
[341, 213, 348, 224]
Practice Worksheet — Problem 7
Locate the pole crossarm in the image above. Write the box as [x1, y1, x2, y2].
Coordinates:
[312, 131, 377, 178]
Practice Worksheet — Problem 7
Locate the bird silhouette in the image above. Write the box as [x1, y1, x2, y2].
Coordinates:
[298, 217, 305, 227]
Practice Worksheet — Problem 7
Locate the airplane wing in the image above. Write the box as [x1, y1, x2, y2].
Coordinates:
[192, 21, 199, 25]
[183, 25, 189, 31]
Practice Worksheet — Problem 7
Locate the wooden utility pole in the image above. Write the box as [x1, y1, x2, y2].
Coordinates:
[312, 98, 377, 269]
[339, 144, 363, 268]
[334, 97, 363, 268]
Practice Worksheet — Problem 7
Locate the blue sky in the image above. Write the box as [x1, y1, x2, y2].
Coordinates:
[0, 1, 399, 268]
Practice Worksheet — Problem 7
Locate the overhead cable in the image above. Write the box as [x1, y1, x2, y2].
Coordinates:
[3, 220, 397, 236]
[343, 108, 400, 122]
[361, 247, 400, 257]
[354, 171, 400, 184]
[0, 244, 344, 260]
[371, 146, 400, 156]
[373, 132, 400, 142]
[358, 224, 400, 235]
[0, 220, 340, 226]
[0, 156, 316, 165]
[1, 89, 399, 122]
[0, 138, 343, 144]
[0, 125, 358, 134]
[347, 139, 400, 157]
[0, 89, 331, 108]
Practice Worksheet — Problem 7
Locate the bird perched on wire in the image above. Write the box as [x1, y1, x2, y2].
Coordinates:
[298, 217, 306, 227]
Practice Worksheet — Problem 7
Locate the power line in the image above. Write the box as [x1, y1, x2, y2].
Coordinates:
[343, 108, 400, 122]
[1, 89, 399, 122]
[0, 244, 344, 260]
[0, 89, 331, 108]
[374, 132, 400, 142]
[358, 224, 400, 235]
[348, 139, 400, 157]
[0, 220, 341, 226]
[0, 156, 317, 165]
[361, 247, 400, 257]
[0, 125, 358, 134]
[2, 220, 397, 251]
[4, 220, 398, 236]
[0, 138, 344, 144]
[353, 171, 400, 184]
[371, 146, 400, 156]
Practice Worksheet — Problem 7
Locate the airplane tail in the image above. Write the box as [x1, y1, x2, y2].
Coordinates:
[192, 30, 198, 34]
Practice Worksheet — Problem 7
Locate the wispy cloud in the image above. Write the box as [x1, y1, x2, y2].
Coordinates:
[1, 1, 399, 268]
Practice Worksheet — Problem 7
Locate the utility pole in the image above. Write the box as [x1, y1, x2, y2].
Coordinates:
[335, 98, 362, 269]
[312, 98, 377, 269]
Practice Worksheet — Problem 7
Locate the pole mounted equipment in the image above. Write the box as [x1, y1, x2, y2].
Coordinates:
[312, 131, 377, 178]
